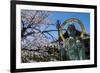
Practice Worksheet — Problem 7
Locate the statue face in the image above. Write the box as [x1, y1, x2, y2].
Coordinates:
[67, 24, 76, 37]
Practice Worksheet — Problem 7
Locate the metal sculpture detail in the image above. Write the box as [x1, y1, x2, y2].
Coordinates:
[60, 18, 85, 41]
[59, 18, 88, 60]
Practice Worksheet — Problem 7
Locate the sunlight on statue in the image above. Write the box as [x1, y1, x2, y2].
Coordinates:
[62, 23, 86, 60]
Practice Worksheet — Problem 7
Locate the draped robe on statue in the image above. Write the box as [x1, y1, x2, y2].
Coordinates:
[60, 24, 87, 60]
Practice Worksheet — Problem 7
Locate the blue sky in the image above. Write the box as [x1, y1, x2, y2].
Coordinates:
[48, 11, 90, 32]
[44, 11, 90, 41]
[22, 10, 90, 41]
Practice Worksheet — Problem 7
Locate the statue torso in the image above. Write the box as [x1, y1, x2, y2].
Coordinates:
[63, 37, 86, 60]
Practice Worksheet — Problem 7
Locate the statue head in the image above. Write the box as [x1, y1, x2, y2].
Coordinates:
[67, 23, 76, 37]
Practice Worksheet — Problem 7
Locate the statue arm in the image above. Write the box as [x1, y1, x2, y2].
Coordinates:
[77, 42, 86, 60]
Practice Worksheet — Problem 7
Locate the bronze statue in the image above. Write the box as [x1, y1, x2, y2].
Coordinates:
[62, 24, 86, 60]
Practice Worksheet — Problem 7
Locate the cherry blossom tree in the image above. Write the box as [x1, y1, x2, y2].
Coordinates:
[21, 10, 54, 50]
